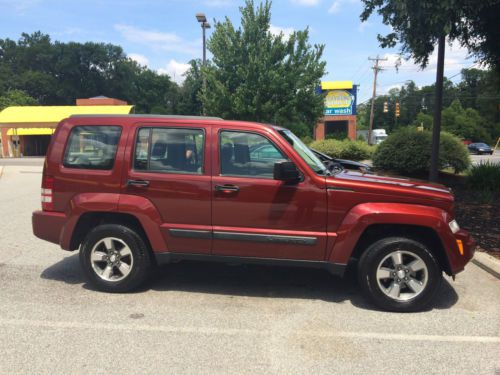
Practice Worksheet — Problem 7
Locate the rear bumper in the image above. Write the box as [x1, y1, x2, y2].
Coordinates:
[32, 210, 66, 246]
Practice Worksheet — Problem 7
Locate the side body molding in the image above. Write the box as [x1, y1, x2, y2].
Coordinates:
[328, 202, 452, 264]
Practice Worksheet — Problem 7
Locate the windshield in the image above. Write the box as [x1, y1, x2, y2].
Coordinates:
[278, 130, 328, 175]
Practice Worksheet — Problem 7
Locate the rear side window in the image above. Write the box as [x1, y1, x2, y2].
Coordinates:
[63, 126, 122, 170]
[134, 127, 204, 174]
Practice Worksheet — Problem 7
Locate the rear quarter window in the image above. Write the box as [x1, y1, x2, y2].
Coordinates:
[63, 126, 122, 170]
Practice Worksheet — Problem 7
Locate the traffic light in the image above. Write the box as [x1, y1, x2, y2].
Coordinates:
[383, 101, 388, 113]
[395, 101, 400, 117]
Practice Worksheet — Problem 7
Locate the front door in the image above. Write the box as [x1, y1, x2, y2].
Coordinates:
[124, 124, 212, 254]
[211, 127, 327, 260]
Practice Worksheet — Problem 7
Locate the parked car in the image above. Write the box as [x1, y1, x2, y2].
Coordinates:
[310, 148, 373, 174]
[33, 115, 475, 312]
[467, 142, 493, 155]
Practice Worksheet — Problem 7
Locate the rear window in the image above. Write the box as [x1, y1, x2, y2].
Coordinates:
[63, 126, 122, 170]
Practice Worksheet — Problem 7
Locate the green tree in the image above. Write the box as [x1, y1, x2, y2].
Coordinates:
[360, 0, 500, 180]
[442, 99, 492, 142]
[202, 0, 326, 134]
[360, 0, 500, 68]
[177, 59, 204, 116]
[0, 32, 180, 114]
[0, 89, 38, 111]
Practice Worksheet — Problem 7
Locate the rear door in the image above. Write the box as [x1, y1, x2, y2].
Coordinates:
[123, 123, 212, 254]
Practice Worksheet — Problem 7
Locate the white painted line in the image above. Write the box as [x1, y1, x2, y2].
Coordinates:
[1, 318, 499, 344]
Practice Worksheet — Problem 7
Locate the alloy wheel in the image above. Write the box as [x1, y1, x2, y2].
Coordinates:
[375, 250, 428, 301]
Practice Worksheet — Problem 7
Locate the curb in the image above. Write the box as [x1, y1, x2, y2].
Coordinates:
[472, 252, 500, 279]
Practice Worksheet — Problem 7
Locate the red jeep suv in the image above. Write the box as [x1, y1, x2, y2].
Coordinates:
[32, 115, 475, 311]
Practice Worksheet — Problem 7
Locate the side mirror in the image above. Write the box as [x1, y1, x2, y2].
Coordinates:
[273, 161, 301, 183]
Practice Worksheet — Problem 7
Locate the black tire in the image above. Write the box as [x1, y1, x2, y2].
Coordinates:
[79, 224, 152, 292]
[358, 237, 442, 312]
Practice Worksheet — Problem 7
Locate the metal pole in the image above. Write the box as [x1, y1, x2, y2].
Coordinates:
[368, 56, 387, 145]
[429, 35, 446, 182]
[202, 23, 207, 115]
[202, 24, 206, 66]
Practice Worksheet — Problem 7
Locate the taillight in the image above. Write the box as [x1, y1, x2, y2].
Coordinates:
[41, 175, 54, 211]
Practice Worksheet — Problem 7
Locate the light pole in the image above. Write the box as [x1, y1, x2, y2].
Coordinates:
[196, 13, 210, 65]
[196, 13, 210, 115]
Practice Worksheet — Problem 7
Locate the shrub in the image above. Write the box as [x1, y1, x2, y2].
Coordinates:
[373, 128, 470, 175]
[300, 135, 313, 146]
[467, 161, 500, 192]
[439, 132, 471, 174]
[309, 139, 375, 161]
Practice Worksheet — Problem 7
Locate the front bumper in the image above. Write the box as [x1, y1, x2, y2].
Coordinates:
[446, 229, 476, 275]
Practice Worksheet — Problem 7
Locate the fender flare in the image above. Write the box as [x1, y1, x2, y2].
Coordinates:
[60, 193, 167, 252]
[328, 202, 452, 264]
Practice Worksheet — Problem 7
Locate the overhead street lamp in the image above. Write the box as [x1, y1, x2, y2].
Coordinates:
[196, 13, 211, 66]
[196, 12, 211, 114]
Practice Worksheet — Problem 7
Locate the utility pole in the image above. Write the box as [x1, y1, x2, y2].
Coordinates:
[368, 56, 387, 145]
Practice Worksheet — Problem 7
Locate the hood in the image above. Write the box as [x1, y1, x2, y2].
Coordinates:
[327, 170, 454, 205]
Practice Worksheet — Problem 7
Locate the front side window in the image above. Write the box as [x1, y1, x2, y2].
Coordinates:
[63, 126, 122, 170]
[134, 127, 204, 174]
[220, 131, 288, 178]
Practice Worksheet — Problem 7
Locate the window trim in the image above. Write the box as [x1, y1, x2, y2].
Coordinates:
[62, 125, 122, 171]
[132, 126, 206, 175]
[218, 129, 290, 180]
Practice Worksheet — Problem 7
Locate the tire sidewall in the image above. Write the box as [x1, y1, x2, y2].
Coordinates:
[80, 224, 151, 292]
[358, 237, 442, 312]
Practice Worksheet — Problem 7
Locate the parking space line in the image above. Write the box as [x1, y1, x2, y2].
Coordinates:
[1, 318, 499, 344]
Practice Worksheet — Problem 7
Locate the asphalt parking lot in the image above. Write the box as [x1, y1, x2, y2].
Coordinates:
[0, 165, 499, 374]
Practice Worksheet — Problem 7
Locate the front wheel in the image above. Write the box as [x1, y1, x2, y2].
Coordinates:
[358, 237, 442, 312]
[80, 224, 152, 293]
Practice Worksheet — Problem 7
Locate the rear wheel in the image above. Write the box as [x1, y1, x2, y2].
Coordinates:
[80, 224, 152, 292]
[358, 237, 442, 312]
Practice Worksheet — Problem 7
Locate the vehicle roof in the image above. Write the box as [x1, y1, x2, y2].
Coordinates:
[67, 114, 284, 131]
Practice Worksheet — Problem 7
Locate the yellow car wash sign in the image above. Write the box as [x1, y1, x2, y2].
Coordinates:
[324, 90, 355, 115]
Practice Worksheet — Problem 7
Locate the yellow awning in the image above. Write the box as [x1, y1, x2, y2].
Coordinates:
[321, 81, 353, 90]
[0, 105, 134, 128]
[7, 128, 55, 136]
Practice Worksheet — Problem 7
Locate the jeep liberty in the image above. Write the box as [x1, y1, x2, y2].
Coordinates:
[32, 115, 475, 312]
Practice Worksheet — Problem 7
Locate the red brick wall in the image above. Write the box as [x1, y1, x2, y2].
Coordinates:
[314, 115, 357, 140]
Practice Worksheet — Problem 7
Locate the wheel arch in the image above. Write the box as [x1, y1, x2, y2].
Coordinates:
[70, 212, 151, 251]
[350, 224, 452, 275]
[329, 203, 454, 275]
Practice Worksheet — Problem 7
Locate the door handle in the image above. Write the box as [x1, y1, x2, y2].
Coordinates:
[127, 179, 150, 187]
[215, 184, 240, 193]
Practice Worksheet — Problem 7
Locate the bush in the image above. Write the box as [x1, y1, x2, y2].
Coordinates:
[468, 162, 500, 192]
[309, 139, 375, 161]
[300, 135, 313, 146]
[373, 128, 470, 175]
[439, 132, 471, 174]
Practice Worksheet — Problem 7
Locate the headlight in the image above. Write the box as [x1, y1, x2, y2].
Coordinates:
[449, 220, 460, 234]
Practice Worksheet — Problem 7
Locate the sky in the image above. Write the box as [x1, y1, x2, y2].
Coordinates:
[0, 0, 478, 103]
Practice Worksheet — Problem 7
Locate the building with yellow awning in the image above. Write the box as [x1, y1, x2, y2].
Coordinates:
[0, 96, 134, 157]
